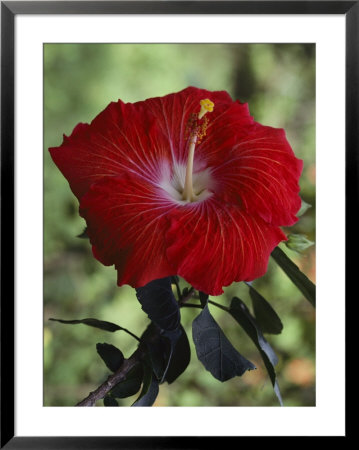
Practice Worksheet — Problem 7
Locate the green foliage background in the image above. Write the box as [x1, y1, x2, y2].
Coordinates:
[44, 43, 315, 406]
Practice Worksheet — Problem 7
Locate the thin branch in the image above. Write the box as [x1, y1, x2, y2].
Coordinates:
[178, 287, 195, 306]
[76, 346, 146, 406]
[181, 299, 229, 312]
[172, 276, 183, 301]
[119, 327, 141, 342]
[181, 303, 202, 308]
[208, 300, 230, 312]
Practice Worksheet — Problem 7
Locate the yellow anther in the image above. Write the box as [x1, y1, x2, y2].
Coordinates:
[198, 98, 215, 119]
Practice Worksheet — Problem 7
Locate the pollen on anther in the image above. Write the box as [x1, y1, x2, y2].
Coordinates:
[196, 116, 209, 143]
[185, 99, 214, 143]
[185, 113, 198, 139]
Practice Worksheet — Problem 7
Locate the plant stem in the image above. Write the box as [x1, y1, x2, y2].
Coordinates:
[208, 300, 230, 312]
[172, 276, 182, 301]
[120, 327, 141, 342]
[178, 287, 195, 306]
[181, 299, 230, 312]
[181, 303, 202, 308]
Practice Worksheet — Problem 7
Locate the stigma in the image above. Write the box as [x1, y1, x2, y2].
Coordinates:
[182, 99, 214, 202]
[198, 98, 215, 119]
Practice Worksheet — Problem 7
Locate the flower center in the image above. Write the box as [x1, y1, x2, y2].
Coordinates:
[181, 99, 214, 202]
[161, 163, 213, 204]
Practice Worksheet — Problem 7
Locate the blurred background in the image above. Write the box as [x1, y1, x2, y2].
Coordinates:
[44, 43, 315, 407]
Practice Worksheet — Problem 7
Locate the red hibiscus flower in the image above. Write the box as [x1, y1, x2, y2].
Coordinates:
[49, 87, 302, 296]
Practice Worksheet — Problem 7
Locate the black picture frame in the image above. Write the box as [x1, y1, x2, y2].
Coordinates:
[1, 1, 354, 447]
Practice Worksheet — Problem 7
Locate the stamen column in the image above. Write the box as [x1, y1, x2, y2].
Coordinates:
[182, 99, 214, 202]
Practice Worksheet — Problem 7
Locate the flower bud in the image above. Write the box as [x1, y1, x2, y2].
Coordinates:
[285, 234, 314, 253]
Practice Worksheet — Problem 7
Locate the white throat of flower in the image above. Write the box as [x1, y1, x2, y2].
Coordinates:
[181, 99, 214, 202]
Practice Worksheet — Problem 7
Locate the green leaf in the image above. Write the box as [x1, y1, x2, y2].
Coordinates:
[271, 246, 316, 307]
[249, 286, 283, 334]
[132, 363, 159, 407]
[103, 395, 118, 406]
[49, 317, 139, 340]
[230, 297, 283, 406]
[110, 365, 144, 398]
[96, 343, 124, 373]
[192, 305, 256, 382]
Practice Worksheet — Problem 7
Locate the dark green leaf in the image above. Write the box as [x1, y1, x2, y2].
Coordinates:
[140, 323, 166, 381]
[96, 343, 124, 373]
[230, 297, 283, 405]
[49, 317, 139, 340]
[103, 395, 118, 406]
[249, 286, 283, 334]
[49, 317, 123, 332]
[132, 363, 159, 407]
[271, 246, 316, 307]
[192, 305, 256, 381]
[165, 326, 191, 384]
[77, 227, 89, 238]
[136, 277, 182, 382]
[135, 277, 181, 340]
[111, 365, 144, 398]
[140, 323, 190, 384]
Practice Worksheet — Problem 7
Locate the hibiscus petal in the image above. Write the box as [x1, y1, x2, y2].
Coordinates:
[212, 123, 303, 226]
[166, 198, 286, 296]
[49, 100, 171, 199]
[141, 86, 236, 164]
[49, 87, 236, 201]
[196, 100, 255, 168]
[79, 174, 176, 288]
